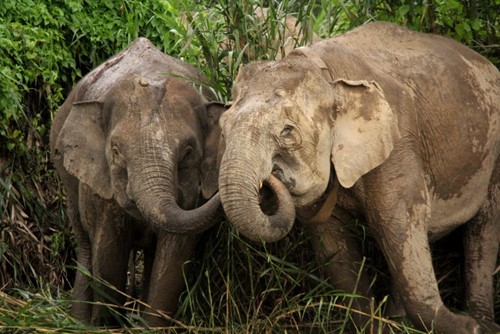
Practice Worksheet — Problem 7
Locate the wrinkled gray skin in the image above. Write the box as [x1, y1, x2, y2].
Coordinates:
[50, 38, 224, 326]
[218, 22, 499, 333]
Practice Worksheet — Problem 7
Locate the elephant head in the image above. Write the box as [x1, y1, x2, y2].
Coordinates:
[218, 49, 400, 242]
[53, 38, 224, 234]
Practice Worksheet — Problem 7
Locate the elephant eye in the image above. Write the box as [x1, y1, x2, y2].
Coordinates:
[111, 145, 125, 167]
[179, 145, 196, 168]
[279, 123, 301, 150]
[110, 145, 118, 158]
[280, 125, 294, 137]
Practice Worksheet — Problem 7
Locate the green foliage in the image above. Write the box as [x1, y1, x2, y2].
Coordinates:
[311, 0, 499, 64]
[174, 222, 422, 333]
[0, 0, 498, 332]
[180, 0, 325, 98]
[1, 224, 426, 333]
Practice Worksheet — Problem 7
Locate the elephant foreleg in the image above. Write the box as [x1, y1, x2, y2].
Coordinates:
[69, 189, 93, 324]
[79, 185, 133, 326]
[141, 232, 197, 327]
[91, 214, 132, 325]
[140, 245, 156, 306]
[373, 201, 481, 334]
[304, 210, 378, 331]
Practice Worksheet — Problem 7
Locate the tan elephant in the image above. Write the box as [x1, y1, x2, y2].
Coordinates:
[50, 38, 224, 326]
[217, 22, 499, 333]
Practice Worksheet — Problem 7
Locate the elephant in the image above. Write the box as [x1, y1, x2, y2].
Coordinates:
[49, 37, 225, 326]
[217, 22, 499, 333]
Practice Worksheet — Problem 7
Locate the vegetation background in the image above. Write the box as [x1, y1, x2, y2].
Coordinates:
[0, 0, 498, 332]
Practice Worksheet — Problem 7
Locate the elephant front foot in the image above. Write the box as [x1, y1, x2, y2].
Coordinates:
[432, 306, 482, 334]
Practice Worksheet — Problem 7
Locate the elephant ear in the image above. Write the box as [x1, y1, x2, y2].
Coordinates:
[331, 79, 400, 188]
[201, 101, 228, 199]
[55, 101, 113, 199]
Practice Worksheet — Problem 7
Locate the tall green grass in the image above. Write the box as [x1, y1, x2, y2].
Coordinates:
[0, 222, 427, 333]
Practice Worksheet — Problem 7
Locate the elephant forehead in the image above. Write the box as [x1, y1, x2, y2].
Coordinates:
[237, 60, 302, 89]
[224, 99, 325, 143]
[225, 97, 289, 130]
[223, 70, 329, 140]
[224, 107, 272, 136]
[264, 70, 322, 98]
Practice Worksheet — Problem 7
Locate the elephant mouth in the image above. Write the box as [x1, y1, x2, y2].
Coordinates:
[123, 200, 143, 220]
[271, 166, 303, 201]
[258, 180, 280, 215]
[259, 173, 305, 216]
[272, 164, 296, 188]
[117, 190, 139, 216]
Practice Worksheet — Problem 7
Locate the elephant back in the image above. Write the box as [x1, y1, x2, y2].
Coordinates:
[74, 38, 211, 103]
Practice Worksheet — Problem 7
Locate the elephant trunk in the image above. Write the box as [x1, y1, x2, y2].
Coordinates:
[219, 136, 295, 242]
[130, 150, 221, 235]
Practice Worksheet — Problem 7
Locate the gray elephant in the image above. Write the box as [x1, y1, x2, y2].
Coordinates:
[50, 38, 224, 326]
[217, 22, 499, 333]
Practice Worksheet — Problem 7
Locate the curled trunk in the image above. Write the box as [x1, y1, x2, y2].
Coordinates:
[219, 140, 295, 242]
[131, 159, 222, 235]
